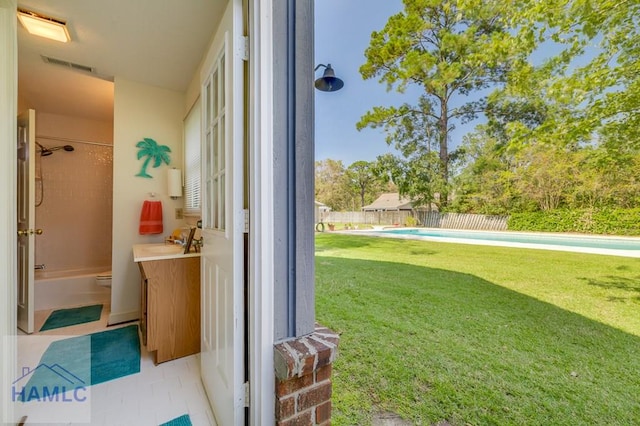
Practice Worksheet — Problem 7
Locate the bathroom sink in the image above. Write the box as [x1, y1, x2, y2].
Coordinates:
[144, 245, 183, 254]
[133, 243, 200, 262]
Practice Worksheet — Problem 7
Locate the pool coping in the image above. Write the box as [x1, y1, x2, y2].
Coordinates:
[334, 228, 640, 258]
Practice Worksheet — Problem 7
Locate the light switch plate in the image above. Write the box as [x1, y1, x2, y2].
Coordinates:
[175, 208, 184, 219]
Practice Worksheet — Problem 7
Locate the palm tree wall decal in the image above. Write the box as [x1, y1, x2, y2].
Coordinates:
[135, 137, 171, 178]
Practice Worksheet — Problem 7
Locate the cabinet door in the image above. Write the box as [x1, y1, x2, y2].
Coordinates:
[143, 258, 201, 363]
[140, 276, 148, 346]
[147, 274, 159, 352]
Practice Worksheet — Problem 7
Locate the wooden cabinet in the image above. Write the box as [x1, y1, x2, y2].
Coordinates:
[137, 256, 200, 364]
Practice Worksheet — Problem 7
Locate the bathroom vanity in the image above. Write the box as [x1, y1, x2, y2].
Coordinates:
[133, 244, 201, 364]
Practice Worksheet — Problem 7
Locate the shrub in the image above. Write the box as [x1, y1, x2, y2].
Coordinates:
[508, 208, 640, 236]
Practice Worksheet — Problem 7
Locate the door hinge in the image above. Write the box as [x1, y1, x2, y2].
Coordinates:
[243, 381, 250, 407]
[243, 209, 249, 233]
[241, 36, 249, 61]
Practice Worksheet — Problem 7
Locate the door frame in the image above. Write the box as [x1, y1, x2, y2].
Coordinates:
[247, 0, 275, 422]
[1, 0, 18, 422]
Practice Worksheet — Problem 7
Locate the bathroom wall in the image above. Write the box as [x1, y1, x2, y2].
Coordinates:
[34, 112, 113, 272]
[18, 91, 27, 114]
[110, 77, 185, 325]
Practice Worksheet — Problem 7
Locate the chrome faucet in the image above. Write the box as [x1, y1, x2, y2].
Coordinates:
[191, 237, 203, 252]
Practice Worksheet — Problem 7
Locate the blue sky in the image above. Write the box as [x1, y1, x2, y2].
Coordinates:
[314, 0, 408, 166]
[314, 0, 483, 167]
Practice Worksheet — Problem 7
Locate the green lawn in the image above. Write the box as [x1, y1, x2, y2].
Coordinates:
[315, 233, 640, 425]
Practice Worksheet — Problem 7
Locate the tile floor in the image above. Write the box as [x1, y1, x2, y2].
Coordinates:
[16, 304, 216, 426]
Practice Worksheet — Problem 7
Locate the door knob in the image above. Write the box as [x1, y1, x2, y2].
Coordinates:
[34, 229, 43, 235]
[17, 229, 28, 236]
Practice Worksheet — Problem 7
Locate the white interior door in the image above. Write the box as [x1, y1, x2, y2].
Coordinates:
[200, 1, 245, 424]
[17, 109, 36, 334]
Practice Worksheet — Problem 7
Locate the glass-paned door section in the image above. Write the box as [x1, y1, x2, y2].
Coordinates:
[203, 51, 226, 231]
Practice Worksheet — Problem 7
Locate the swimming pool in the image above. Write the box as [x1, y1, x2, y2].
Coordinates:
[362, 228, 640, 257]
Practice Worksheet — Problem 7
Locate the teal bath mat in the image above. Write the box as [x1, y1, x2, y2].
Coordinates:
[16, 325, 140, 401]
[160, 414, 193, 426]
[40, 304, 103, 331]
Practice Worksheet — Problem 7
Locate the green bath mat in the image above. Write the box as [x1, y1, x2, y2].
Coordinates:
[40, 304, 103, 331]
[160, 414, 192, 426]
[16, 325, 140, 401]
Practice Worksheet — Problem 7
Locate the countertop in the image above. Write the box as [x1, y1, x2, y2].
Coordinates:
[133, 243, 201, 262]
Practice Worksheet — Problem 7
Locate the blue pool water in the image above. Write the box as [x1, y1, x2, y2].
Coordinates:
[374, 228, 640, 256]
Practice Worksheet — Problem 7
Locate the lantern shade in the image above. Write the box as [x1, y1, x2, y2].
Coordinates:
[314, 64, 344, 92]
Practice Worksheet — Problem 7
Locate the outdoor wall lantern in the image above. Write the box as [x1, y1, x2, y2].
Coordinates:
[314, 64, 344, 92]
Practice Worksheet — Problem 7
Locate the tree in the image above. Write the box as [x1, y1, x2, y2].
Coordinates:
[572, 146, 640, 209]
[502, 0, 640, 150]
[453, 96, 550, 213]
[315, 159, 397, 211]
[315, 159, 350, 211]
[358, 0, 522, 207]
[477, 0, 640, 211]
[452, 128, 517, 214]
[513, 144, 579, 211]
[345, 161, 383, 208]
[375, 152, 442, 211]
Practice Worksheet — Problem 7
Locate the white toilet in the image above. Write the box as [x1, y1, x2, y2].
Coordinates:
[96, 271, 112, 288]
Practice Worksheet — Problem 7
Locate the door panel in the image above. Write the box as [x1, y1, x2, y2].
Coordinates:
[17, 109, 36, 334]
[200, 1, 245, 424]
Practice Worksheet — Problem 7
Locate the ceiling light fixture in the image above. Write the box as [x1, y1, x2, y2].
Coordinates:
[17, 9, 71, 43]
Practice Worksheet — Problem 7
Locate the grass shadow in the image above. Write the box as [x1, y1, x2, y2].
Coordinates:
[316, 256, 640, 426]
[582, 275, 640, 303]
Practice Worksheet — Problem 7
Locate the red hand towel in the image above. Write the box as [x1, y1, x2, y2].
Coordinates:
[139, 200, 163, 235]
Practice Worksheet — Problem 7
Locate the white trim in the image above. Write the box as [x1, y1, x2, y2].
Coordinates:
[231, 0, 246, 417]
[107, 309, 140, 326]
[0, 0, 17, 423]
[248, 0, 275, 423]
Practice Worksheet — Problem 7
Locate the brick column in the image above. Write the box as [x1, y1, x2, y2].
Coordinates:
[274, 324, 340, 425]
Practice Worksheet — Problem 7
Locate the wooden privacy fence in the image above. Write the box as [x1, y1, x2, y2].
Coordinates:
[417, 212, 508, 230]
[321, 211, 508, 231]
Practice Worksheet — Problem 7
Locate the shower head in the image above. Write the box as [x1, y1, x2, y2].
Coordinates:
[35, 142, 53, 156]
[35, 141, 75, 156]
[49, 144, 75, 153]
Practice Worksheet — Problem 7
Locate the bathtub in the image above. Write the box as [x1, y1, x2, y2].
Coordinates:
[34, 267, 111, 311]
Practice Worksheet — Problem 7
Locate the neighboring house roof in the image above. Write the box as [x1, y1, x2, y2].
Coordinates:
[362, 193, 413, 211]
[314, 201, 331, 211]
